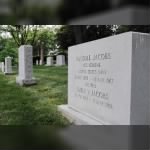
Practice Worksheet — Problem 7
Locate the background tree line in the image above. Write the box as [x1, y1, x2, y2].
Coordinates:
[0, 25, 149, 65]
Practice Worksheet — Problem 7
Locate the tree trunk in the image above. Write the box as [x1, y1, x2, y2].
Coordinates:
[40, 45, 44, 65]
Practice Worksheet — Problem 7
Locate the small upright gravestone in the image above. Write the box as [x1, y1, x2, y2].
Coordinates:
[36, 60, 39, 65]
[1, 62, 5, 73]
[58, 32, 150, 125]
[4, 56, 13, 74]
[16, 45, 36, 86]
[56, 55, 65, 66]
[39, 60, 42, 65]
[46, 56, 54, 66]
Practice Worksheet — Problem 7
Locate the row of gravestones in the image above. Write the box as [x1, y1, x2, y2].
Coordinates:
[0, 32, 149, 125]
[0, 56, 13, 74]
[0, 46, 38, 86]
[0, 46, 66, 86]
[15, 46, 65, 86]
[36, 55, 66, 66]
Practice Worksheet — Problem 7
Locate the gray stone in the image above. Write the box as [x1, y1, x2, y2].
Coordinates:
[4, 56, 13, 74]
[46, 57, 54, 66]
[39, 60, 42, 65]
[36, 60, 39, 65]
[1, 62, 5, 73]
[56, 55, 65, 66]
[16, 45, 37, 86]
[58, 32, 150, 125]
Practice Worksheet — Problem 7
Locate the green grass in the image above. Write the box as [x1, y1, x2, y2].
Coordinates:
[0, 66, 70, 126]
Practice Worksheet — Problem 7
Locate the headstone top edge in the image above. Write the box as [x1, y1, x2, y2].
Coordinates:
[19, 45, 33, 48]
[68, 31, 150, 49]
[132, 32, 150, 36]
[57, 55, 65, 56]
[6, 56, 12, 58]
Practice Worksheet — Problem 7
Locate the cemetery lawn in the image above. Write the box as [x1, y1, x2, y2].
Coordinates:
[0, 66, 69, 126]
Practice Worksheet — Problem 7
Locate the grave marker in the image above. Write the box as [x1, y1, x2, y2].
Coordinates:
[36, 60, 39, 65]
[16, 45, 37, 86]
[58, 32, 150, 125]
[46, 57, 54, 66]
[1, 62, 5, 73]
[4, 56, 13, 74]
[56, 55, 66, 66]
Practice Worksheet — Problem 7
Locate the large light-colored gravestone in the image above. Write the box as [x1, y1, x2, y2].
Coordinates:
[46, 57, 54, 66]
[56, 55, 66, 66]
[58, 32, 150, 125]
[1, 62, 5, 73]
[4, 56, 13, 74]
[16, 45, 36, 86]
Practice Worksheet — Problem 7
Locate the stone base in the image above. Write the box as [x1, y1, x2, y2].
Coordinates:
[45, 64, 53, 66]
[16, 77, 37, 86]
[55, 64, 66, 67]
[58, 105, 103, 125]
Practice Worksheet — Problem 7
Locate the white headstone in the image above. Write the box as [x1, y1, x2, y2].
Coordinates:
[1, 62, 5, 73]
[46, 57, 54, 66]
[4, 56, 13, 74]
[16, 45, 36, 86]
[58, 32, 150, 125]
[39, 60, 42, 65]
[36, 60, 39, 65]
[56, 55, 65, 66]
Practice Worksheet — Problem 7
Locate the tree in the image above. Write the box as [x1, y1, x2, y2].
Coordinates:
[0, 25, 39, 47]
[56, 25, 113, 52]
[56, 26, 76, 52]
[115, 25, 150, 34]
[33, 27, 58, 65]
[0, 38, 18, 65]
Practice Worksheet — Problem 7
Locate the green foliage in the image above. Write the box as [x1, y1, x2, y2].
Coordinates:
[0, 25, 38, 46]
[81, 25, 114, 42]
[0, 38, 18, 65]
[116, 25, 150, 34]
[56, 25, 113, 52]
[56, 26, 76, 51]
[33, 27, 58, 56]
